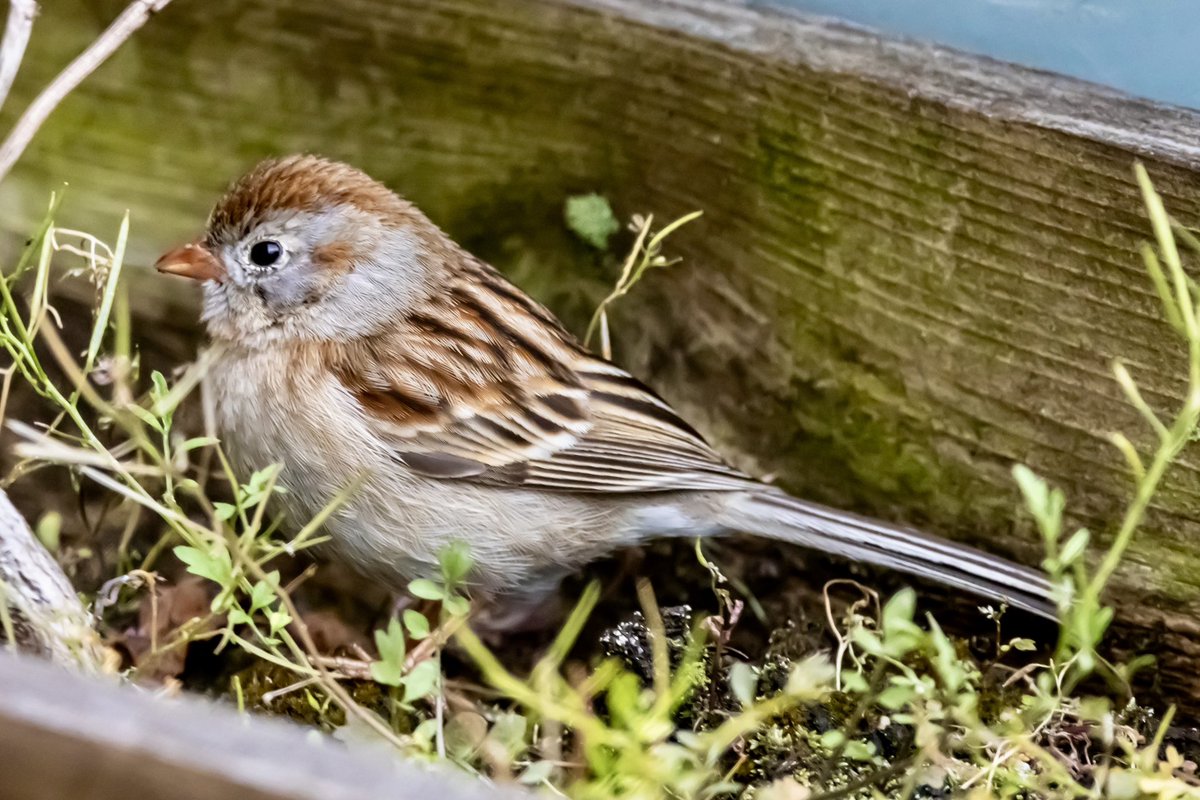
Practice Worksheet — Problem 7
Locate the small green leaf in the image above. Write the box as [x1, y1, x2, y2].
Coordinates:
[408, 579, 444, 601]
[128, 404, 163, 432]
[266, 608, 291, 635]
[1012, 464, 1065, 542]
[819, 730, 846, 749]
[402, 609, 430, 639]
[371, 618, 407, 687]
[150, 370, 169, 402]
[881, 588, 916, 634]
[240, 465, 281, 506]
[442, 594, 470, 617]
[564, 193, 620, 250]
[850, 626, 883, 656]
[174, 544, 233, 586]
[370, 659, 404, 687]
[843, 740, 877, 762]
[926, 616, 966, 692]
[227, 608, 253, 626]
[374, 618, 407, 665]
[213, 502, 238, 522]
[1013, 464, 1047, 513]
[439, 541, 474, 586]
[249, 574, 279, 612]
[1060, 527, 1090, 565]
[247, 466, 278, 492]
[402, 658, 440, 703]
[840, 670, 869, 693]
[876, 682, 915, 710]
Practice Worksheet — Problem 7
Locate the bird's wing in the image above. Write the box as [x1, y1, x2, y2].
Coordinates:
[330, 277, 749, 493]
[343, 354, 750, 493]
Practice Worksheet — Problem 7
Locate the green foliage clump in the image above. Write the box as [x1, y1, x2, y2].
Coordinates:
[565, 193, 621, 250]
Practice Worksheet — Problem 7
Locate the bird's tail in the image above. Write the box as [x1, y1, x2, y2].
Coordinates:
[719, 490, 1055, 618]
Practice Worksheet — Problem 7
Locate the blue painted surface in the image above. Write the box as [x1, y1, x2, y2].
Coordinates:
[754, 1, 1199, 109]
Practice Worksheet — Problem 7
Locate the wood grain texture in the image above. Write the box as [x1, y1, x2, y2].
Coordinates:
[0, 651, 529, 800]
[3, 0, 1200, 695]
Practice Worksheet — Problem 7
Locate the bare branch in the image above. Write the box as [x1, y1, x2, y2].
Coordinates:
[0, 0, 38, 114]
[0, 0, 173, 183]
[0, 488, 109, 672]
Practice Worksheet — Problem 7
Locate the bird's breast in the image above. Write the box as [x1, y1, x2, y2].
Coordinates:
[201, 344, 665, 594]
[207, 346, 389, 507]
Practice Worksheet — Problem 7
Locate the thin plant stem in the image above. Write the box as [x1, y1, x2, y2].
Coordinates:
[0, 0, 176, 183]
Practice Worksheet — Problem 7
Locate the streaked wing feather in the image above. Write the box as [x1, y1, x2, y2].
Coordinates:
[351, 357, 749, 493]
[513, 364, 749, 491]
[334, 265, 749, 494]
[364, 380, 592, 471]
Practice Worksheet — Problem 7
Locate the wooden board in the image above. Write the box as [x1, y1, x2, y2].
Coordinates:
[0, 651, 527, 800]
[4, 0, 1200, 698]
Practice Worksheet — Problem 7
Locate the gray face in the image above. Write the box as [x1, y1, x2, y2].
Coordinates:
[211, 207, 339, 316]
[200, 205, 433, 347]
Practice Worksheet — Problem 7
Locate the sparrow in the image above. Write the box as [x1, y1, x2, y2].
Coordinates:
[156, 155, 1053, 618]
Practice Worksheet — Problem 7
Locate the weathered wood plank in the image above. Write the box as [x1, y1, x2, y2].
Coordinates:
[0, 488, 108, 671]
[3, 0, 1200, 695]
[0, 650, 525, 800]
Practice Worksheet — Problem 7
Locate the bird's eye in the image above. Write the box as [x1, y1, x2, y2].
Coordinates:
[249, 240, 283, 267]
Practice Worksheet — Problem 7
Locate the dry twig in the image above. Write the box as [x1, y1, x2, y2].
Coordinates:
[0, 0, 36, 114]
[0, 487, 109, 671]
[0, 0, 174, 183]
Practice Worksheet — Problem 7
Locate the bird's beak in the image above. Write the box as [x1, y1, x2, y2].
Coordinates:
[155, 241, 225, 283]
